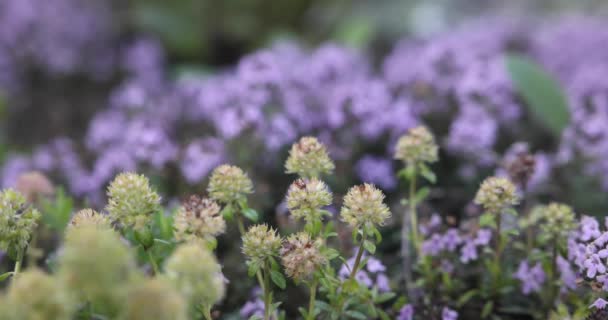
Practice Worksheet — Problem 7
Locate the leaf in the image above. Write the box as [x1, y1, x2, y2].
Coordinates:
[413, 187, 430, 204]
[505, 54, 570, 136]
[270, 270, 286, 290]
[242, 208, 259, 222]
[374, 292, 396, 304]
[479, 213, 496, 228]
[345, 310, 368, 320]
[247, 261, 260, 277]
[419, 164, 437, 184]
[457, 289, 479, 307]
[363, 240, 376, 254]
[481, 300, 494, 318]
[0, 272, 13, 282]
[221, 205, 234, 220]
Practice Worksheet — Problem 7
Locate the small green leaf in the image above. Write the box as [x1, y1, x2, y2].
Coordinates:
[481, 300, 494, 318]
[413, 187, 430, 204]
[0, 272, 13, 282]
[374, 292, 396, 303]
[363, 240, 376, 254]
[419, 164, 436, 184]
[457, 289, 479, 307]
[270, 270, 286, 289]
[479, 213, 496, 228]
[247, 261, 260, 277]
[242, 208, 259, 222]
[221, 205, 234, 220]
[505, 54, 570, 136]
[345, 310, 367, 320]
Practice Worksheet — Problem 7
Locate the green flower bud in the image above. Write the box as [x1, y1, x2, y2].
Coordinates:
[474, 177, 519, 213]
[58, 227, 138, 315]
[122, 279, 188, 320]
[106, 173, 161, 232]
[540, 203, 576, 238]
[5, 268, 74, 320]
[0, 189, 40, 257]
[207, 165, 253, 204]
[285, 137, 335, 179]
[174, 196, 225, 243]
[164, 242, 225, 311]
[68, 209, 112, 230]
[286, 178, 332, 223]
[242, 224, 282, 263]
[394, 126, 438, 165]
[280, 232, 326, 281]
[340, 184, 391, 229]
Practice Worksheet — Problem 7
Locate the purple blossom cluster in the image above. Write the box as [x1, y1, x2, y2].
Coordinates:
[397, 304, 458, 320]
[514, 260, 546, 295]
[568, 216, 608, 287]
[339, 254, 391, 292]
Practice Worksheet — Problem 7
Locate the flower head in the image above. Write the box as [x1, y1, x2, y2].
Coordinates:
[394, 126, 438, 165]
[164, 242, 226, 310]
[5, 268, 74, 320]
[106, 172, 161, 232]
[280, 232, 326, 281]
[123, 279, 188, 320]
[174, 196, 225, 243]
[242, 224, 282, 263]
[207, 165, 253, 204]
[286, 178, 332, 223]
[58, 227, 138, 315]
[340, 184, 391, 229]
[68, 209, 112, 230]
[474, 176, 519, 213]
[540, 203, 576, 238]
[0, 189, 41, 256]
[285, 137, 334, 178]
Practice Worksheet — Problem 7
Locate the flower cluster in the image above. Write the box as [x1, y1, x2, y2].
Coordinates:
[174, 196, 225, 244]
[394, 126, 439, 166]
[340, 183, 391, 229]
[474, 176, 519, 213]
[286, 178, 332, 223]
[0, 189, 40, 256]
[280, 232, 327, 281]
[106, 172, 161, 232]
[68, 208, 112, 230]
[338, 255, 391, 292]
[207, 164, 253, 204]
[242, 224, 282, 263]
[285, 136, 335, 178]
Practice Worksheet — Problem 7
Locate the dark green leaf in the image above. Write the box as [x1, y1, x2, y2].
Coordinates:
[363, 240, 376, 254]
[0, 272, 13, 282]
[270, 270, 286, 289]
[481, 300, 494, 318]
[242, 208, 259, 222]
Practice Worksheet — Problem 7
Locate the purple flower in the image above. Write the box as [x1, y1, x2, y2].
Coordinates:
[459, 238, 478, 263]
[591, 298, 608, 310]
[442, 307, 458, 320]
[355, 156, 397, 190]
[397, 304, 414, 320]
[514, 261, 546, 295]
[474, 229, 492, 246]
[179, 138, 225, 184]
[441, 228, 462, 252]
[556, 256, 577, 291]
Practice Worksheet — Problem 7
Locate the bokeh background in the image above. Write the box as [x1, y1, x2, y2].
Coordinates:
[2, 0, 608, 318]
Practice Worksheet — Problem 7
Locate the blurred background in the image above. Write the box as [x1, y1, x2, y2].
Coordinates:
[2, 0, 608, 317]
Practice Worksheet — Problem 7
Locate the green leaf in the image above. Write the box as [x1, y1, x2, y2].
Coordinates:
[505, 54, 570, 136]
[270, 270, 286, 290]
[457, 289, 479, 307]
[247, 261, 260, 277]
[413, 187, 430, 204]
[479, 213, 496, 228]
[374, 292, 396, 304]
[419, 164, 436, 184]
[345, 310, 368, 320]
[363, 240, 376, 254]
[242, 208, 259, 222]
[221, 205, 234, 221]
[0, 272, 13, 282]
[481, 300, 494, 318]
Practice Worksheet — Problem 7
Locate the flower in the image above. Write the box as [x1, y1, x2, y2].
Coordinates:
[285, 137, 334, 178]
[514, 260, 546, 295]
[105, 172, 161, 232]
[398, 304, 414, 320]
[591, 298, 608, 310]
[442, 307, 458, 320]
[68, 208, 112, 230]
[540, 203, 576, 238]
[0, 189, 41, 256]
[286, 178, 332, 223]
[174, 196, 225, 243]
[164, 242, 226, 310]
[280, 232, 326, 281]
[340, 184, 391, 229]
[338, 254, 390, 292]
[58, 227, 137, 315]
[394, 126, 439, 165]
[207, 164, 253, 204]
[242, 224, 282, 263]
[123, 279, 188, 320]
[5, 268, 74, 320]
[474, 176, 519, 213]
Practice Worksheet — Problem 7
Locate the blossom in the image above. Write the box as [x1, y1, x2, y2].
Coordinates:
[394, 126, 439, 165]
[280, 232, 326, 281]
[398, 304, 414, 320]
[285, 137, 335, 178]
[123, 279, 188, 320]
[174, 196, 225, 243]
[207, 164, 253, 204]
[474, 176, 519, 213]
[340, 184, 391, 229]
[68, 209, 112, 230]
[286, 178, 332, 222]
[591, 298, 608, 310]
[0, 188, 41, 255]
[242, 224, 282, 263]
[442, 307, 458, 320]
[514, 260, 546, 295]
[105, 172, 161, 232]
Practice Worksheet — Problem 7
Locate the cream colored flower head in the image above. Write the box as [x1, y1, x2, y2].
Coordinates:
[394, 126, 438, 165]
[280, 232, 326, 281]
[106, 172, 161, 232]
[340, 184, 391, 228]
[207, 164, 253, 204]
[286, 178, 332, 223]
[174, 196, 225, 243]
[285, 137, 335, 179]
[68, 209, 112, 230]
[540, 202, 576, 238]
[0, 188, 41, 255]
[474, 176, 519, 213]
[242, 224, 282, 263]
[164, 242, 226, 310]
[123, 278, 188, 320]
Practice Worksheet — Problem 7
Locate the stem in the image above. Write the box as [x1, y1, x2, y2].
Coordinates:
[263, 263, 272, 320]
[237, 214, 246, 235]
[146, 249, 159, 275]
[201, 304, 212, 320]
[409, 173, 419, 255]
[13, 248, 24, 276]
[349, 235, 367, 280]
[494, 212, 502, 268]
[548, 237, 558, 313]
[306, 279, 318, 320]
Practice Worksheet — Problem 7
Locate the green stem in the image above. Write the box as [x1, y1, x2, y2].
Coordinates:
[494, 212, 502, 268]
[306, 279, 318, 320]
[201, 304, 212, 320]
[146, 249, 159, 275]
[547, 237, 558, 314]
[262, 264, 272, 320]
[409, 173, 420, 256]
[349, 235, 367, 280]
[13, 248, 24, 276]
[237, 214, 246, 235]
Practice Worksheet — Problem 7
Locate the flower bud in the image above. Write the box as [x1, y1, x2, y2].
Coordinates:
[68, 209, 112, 230]
[5, 268, 74, 320]
[280, 232, 326, 281]
[106, 172, 161, 232]
[207, 165, 253, 204]
[123, 279, 188, 320]
[0, 189, 41, 256]
[340, 184, 391, 229]
[474, 177, 519, 213]
[285, 137, 334, 178]
[286, 178, 332, 223]
[242, 224, 282, 263]
[164, 242, 226, 311]
[540, 203, 576, 238]
[394, 126, 438, 165]
[58, 227, 138, 315]
[174, 196, 225, 243]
